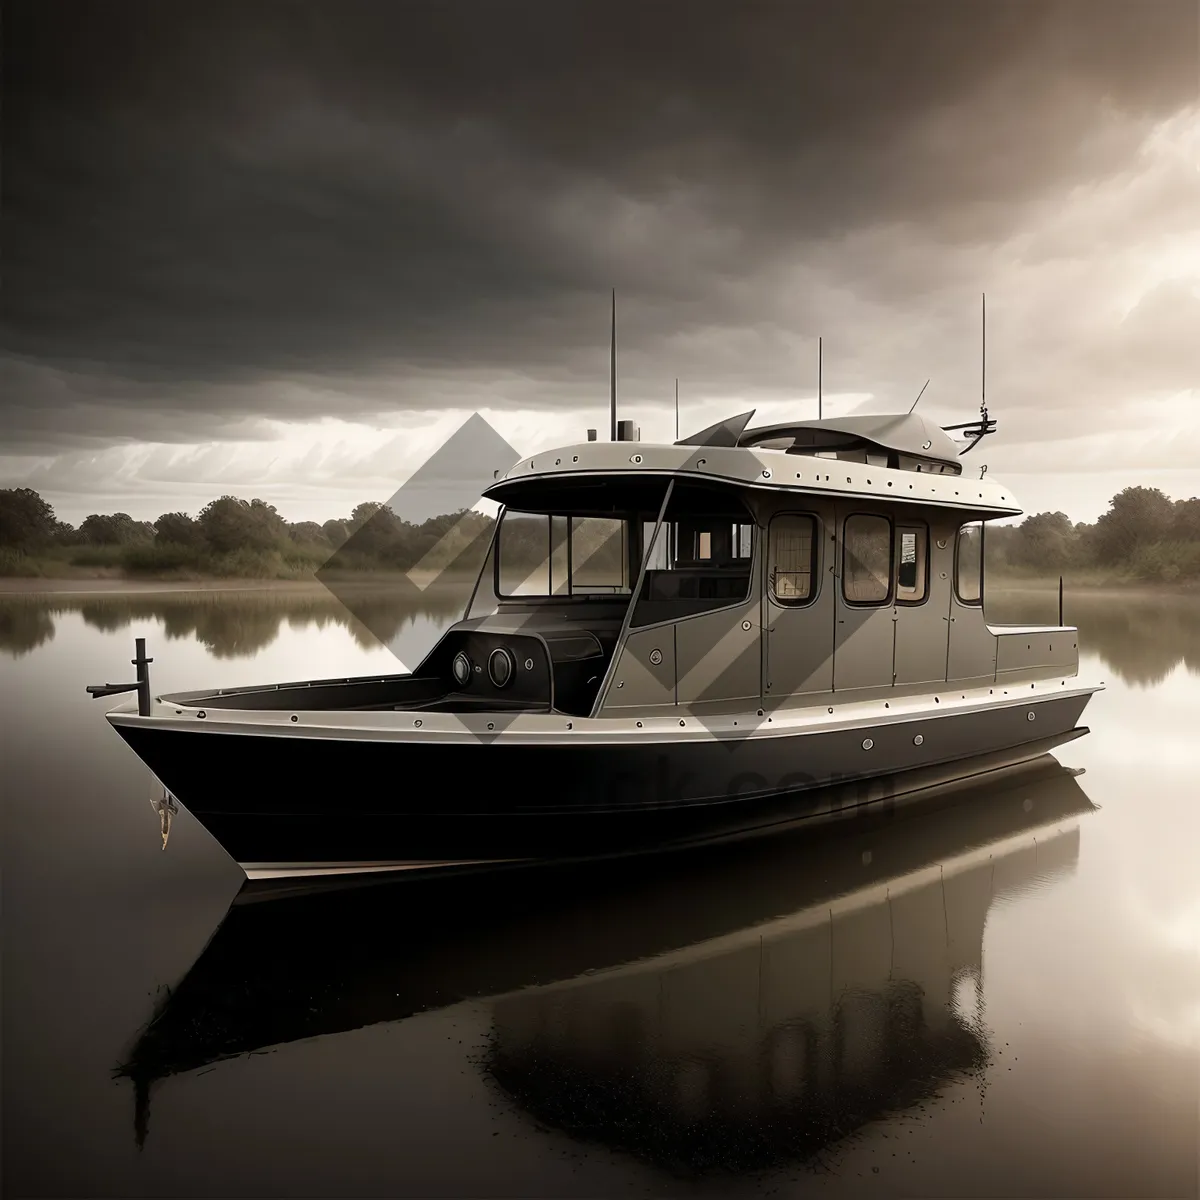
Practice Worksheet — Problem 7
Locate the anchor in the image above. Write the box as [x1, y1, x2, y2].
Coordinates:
[151, 789, 179, 850]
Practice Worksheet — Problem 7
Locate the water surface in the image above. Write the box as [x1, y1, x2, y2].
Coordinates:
[3, 586, 1197, 1197]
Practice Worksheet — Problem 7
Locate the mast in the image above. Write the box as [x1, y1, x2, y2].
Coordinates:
[610, 289, 617, 441]
[675, 378, 679, 440]
[981, 292, 986, 415]
[818, 336, 823, 420]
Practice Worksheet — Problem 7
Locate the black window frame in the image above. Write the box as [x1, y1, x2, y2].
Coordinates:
[894, 521, 931, 607]
[766, 512, 820, 608]
[841, 512, 895, 608]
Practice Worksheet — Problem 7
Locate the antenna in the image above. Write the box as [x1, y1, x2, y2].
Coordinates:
[942, 292, 997, 454]
[909, 378, 930, 414]
[981, 291, 987, 418]
[610, 289, 617, 441]
[818, 336, 823, 420]
[675, 378, 679, 440]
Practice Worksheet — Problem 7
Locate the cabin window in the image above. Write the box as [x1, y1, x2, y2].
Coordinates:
[768, 514, 817, 605]
[630, 484, 755, 626]
[570, 517, 629, 593]
[497, 510, 631, 596]
[842, 514, 892, 605]
[895, 523, 928, 604]
[955, 522, 983, 605]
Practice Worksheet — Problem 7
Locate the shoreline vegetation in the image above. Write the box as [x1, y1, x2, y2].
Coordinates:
[3, 581, 1196, 686]
[1, 484, 1197, 592]
[2, 575, 1198, 599]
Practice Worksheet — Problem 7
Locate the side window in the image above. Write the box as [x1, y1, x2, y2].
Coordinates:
[895, 523, 928, 604]
[842, 514, 892, 605]
[955, 522, 983, 604]
[768, 514, 817, 606]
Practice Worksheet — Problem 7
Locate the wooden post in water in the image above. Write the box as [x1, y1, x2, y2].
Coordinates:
[135, 637, 153, 716]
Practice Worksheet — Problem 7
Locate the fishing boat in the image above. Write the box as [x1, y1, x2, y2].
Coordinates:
[86, 399, 1101, 880]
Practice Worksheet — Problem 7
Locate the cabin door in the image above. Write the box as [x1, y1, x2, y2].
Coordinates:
[832, 505, 896, 693]
[892, 517, 952, 686]
[946, 521, 997, 683]
[762, 510, 834, 700]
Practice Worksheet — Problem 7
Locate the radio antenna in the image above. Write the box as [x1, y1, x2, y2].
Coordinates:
[942, 291, 997, 454]
[981, 292, 987, 418]
[909, 378, 930, 414]
[674, 378, 679, 440]
[818, 336, 823, 420]
[610, 289, 617, 441]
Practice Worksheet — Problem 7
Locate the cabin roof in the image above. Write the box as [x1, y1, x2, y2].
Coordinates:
[737, 412, 966, 463]
[484, 440, 1022, 516]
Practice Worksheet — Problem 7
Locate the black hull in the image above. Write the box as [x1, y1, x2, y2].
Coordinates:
[113, 690, 1093, 867]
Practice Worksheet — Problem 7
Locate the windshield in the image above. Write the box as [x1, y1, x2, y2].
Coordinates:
[496, 511, 632, 596]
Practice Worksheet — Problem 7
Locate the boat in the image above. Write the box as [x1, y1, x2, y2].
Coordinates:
[115, 755, 1097, 1158]
[87, 402, 1101, 880]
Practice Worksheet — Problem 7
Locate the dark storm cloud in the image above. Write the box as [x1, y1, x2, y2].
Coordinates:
[2, 0, 1197, 449]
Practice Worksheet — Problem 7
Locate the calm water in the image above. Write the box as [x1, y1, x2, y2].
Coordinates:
[3, 586, 1197, 1198]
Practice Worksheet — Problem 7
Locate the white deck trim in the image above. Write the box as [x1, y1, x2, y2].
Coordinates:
[106, 676, 1102, 745]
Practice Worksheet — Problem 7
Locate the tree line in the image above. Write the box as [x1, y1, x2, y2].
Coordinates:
[983, 486, 1200, 582]
[0, 489, 496, 577]
[1, 484, 1198, 582]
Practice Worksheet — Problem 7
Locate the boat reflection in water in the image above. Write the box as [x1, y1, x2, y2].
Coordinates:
[118, 756, 1095, 1173]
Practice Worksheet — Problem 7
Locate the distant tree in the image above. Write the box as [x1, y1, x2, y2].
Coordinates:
[0, 487, 58, 548]
[52, 520, 78, 546]
[1171, 497, 1200, 542]
[79, 512, 152, 545]
[349, 501, 384, 531]
[1008, 511, 1076, 571]
[321, 518, 349, 547]
[1093, 486, 1176, 563]
[1072, 521, 1101, 566]
[343, 504, 404, 562]
[288, 521, 328, 544]
[154, 511, 202, 546]
[197, 496, 287, 554]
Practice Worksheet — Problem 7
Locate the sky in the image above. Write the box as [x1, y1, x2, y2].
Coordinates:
[3, 0, 1198, 527]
